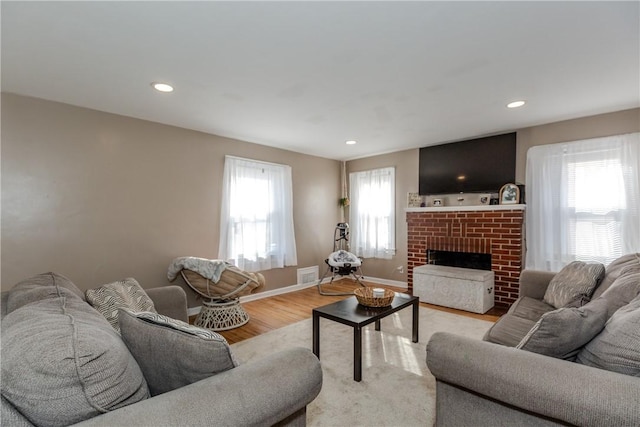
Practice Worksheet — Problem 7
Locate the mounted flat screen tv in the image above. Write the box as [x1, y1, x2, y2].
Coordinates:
[419, 132, 516, 195]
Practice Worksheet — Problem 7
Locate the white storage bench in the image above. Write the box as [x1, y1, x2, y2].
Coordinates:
[413, 264, 494, 314]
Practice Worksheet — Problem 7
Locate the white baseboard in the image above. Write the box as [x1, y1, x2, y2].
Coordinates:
[187, 276, 408, 315]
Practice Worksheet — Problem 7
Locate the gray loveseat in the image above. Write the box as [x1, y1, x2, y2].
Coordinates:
[1, 273, 323, 427]
[427, 253, 640, 426]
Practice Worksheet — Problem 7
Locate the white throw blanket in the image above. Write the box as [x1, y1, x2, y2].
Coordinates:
[167, 257, 229, 283]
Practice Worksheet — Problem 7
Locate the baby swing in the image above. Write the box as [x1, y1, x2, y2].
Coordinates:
[317, 223, 366, 296]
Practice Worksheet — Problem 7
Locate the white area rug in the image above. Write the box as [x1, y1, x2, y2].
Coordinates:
[231, 305, 494, 427]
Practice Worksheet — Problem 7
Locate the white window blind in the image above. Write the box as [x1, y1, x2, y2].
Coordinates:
[349, 167, 396, 259]
[526, 132, 639, 270]
[218, 156, 297, 272]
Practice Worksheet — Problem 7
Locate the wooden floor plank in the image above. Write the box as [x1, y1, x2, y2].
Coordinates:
[200, 279, 506, 345]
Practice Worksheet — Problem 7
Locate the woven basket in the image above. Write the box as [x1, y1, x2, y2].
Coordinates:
[354, 287, 395, 307]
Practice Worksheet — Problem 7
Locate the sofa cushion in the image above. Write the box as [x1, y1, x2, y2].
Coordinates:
[118, 309, 239, 396]
[506, 296, 556, 321]
[543, 261, 605, 308]
[516, 297, 609, 360]
[6, 272, 85, 314]
[599, 272, 640, 317]
[86, 278, 156, 333]
[1, 295, 149, 427]
[483, 297, 557, 346]
[592, 253, 640, 299]
[576, 294, 640, 376]
[483, 313, 538, 347]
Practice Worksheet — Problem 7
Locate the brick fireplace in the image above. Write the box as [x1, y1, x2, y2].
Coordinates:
[406, 206, 525, 308]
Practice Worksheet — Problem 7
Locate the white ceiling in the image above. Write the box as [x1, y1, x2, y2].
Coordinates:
[2, 1, 639, 161]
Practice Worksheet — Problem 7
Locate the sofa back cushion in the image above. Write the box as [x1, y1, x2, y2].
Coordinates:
[592, 253, 640, 299]
[119, 309, 238, 396]
[1, 279, 149, 427]
[576, 294, 640, 376]
[543, 261, 605, 309]
[6, 272, 86, 313]
[599, 271, 640, 317]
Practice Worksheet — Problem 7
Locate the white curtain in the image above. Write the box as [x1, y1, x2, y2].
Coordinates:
[349, 167, 396, 259]
[218, 156, 297, 272]
[526, 132, 640, 271]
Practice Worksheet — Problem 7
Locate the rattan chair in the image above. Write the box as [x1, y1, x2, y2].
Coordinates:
[179, 264, 264, 331]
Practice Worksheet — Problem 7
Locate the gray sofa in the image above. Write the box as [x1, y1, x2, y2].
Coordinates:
[1, 273, 323, 427]
[427, 253, 640, 426]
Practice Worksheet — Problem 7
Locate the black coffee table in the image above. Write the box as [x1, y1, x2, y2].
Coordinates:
[312, 293, 419, 382]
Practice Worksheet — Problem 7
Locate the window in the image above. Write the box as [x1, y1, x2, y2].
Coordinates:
[349, 167, 396, 259]
[526, 133, 639, 270]
[218, 156, 297, 272]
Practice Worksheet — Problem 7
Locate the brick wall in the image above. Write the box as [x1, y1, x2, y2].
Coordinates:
[407, 207, 525, 308]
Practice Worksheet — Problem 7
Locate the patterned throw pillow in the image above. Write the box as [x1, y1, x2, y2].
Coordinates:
[118, 309, 239, 396]
[543, 261, 605, 309]
[85, 278, 156, 333]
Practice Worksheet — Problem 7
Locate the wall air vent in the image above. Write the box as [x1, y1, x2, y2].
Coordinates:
[297, 266, 319, 285]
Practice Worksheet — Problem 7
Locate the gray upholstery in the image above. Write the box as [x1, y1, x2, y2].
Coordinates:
[576, 294, 640, 376]
[516, 297, 609, 360]
[483, 297, 555, 346]
[542, 261, 604, 308]
[429, 253, 640, 426]
[73, 348, 322, 427]
[592, 253, 640, 299]
[2, 285, 149, 426]
[1, 277, 322, 427]
[427, 332, 640, 426]
[119, 309, 238, 396]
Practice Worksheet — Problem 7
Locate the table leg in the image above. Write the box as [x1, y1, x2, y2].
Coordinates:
[354, 326, 362, 382]
[412, 300, 419, 343]
[375, 319, 381, 331]
[313, 312, 320, 358]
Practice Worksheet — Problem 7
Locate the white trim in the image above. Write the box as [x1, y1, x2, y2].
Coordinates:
[187, 276, 408, 314]
[406, 204, 525, 213]
[187, 306, 202, 317]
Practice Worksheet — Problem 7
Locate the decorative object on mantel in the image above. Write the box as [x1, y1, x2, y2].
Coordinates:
[433, 198, 443, 207]
[407, 192, 422, 208]
[499, 183, 520, 205]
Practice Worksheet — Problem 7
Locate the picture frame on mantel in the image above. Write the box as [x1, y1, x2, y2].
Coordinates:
[499, 183, 520, 205]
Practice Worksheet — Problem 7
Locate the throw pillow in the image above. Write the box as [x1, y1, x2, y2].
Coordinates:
[1, 296, 149, 427]
[118, 309, 239, 396]
[516, 297, 609, 360]
[543, 261, 605, 309]
[85, 278, 156, 333]
[576, 294, 640, 376]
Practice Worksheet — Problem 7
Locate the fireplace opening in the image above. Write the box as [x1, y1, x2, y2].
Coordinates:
[427, 249, 491, 271]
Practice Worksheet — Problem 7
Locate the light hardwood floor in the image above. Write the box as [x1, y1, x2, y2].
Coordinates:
[211, 279, 506, 345]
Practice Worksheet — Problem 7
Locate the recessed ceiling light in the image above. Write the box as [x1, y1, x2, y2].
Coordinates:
[507, 100, 526, 108]
[345, 140, 357, 145]
[151, 82, 174, 93]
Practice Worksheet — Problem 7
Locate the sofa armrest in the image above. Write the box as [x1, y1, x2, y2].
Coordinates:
[427, 332, 640, 426]
[145, 286, 189, 322]
[74, 347, 322, 427]
[518, 270, 556, 299]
